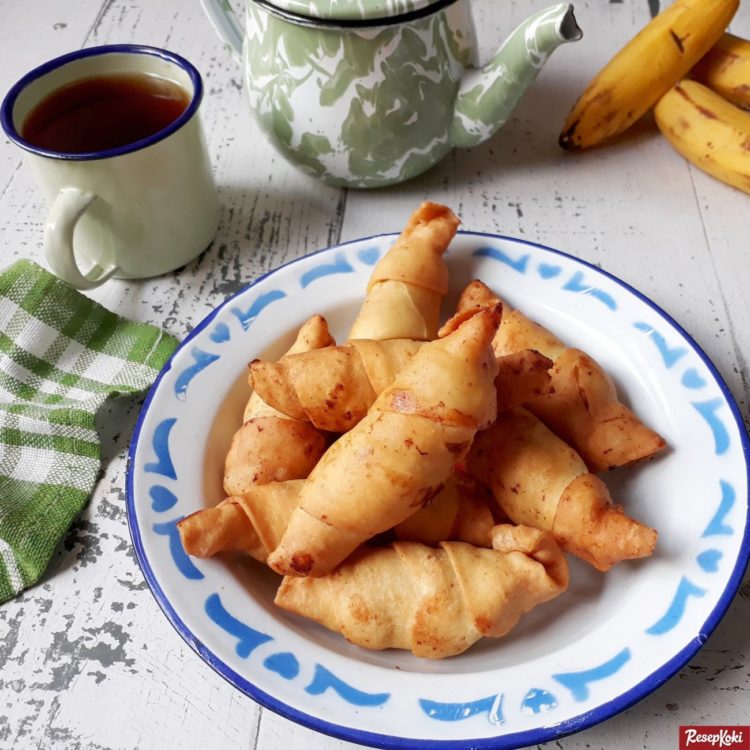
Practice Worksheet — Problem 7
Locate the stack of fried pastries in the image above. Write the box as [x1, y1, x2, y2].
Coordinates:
[178, 202, 664, 659]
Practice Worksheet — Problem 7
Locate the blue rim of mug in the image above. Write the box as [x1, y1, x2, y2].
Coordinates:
[0, 44, 203, 161]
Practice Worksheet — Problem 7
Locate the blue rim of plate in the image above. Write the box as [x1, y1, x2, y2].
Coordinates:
[125, 231, 750, 750]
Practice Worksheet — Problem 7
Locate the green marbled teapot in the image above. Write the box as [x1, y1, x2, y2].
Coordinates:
[201, 0, 582, 187]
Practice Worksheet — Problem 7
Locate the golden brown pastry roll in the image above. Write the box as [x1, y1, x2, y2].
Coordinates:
[242, 314, 335, 422]
[266, 306, 501, 578]
[178, 473, 498, 565]
[525, 348, 667, 472]
[348, 202, 458, 341]
[250, 342, 551, 432]
[249, 339, 422, 432]
[223, 315, 333, 494]
[467, 407, 657, 571]
[394, 472, 496, 548]
[223, 419, 328, 493]
[442, 281, 552, 413]
[494, 349, 553, 414]
[274, 524, 569, 659]
[178, 481, 302, 563]
[462, 279, 666, 471]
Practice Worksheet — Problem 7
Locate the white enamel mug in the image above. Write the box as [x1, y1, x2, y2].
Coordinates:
[1, 45, 219, 290]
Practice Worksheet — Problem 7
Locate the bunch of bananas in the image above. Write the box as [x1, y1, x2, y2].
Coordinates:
[559, 0, 750, 195]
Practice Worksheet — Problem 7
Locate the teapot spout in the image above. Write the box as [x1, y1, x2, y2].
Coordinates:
[450, 4, 582, 149]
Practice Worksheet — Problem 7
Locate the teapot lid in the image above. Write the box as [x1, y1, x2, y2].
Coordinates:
[256, 0, 453, 25]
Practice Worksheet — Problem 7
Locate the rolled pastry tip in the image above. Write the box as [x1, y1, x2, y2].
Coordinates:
[243, 313, 334, 422]
[348, 202, 458, 341]
[178, 480, 302, 564]
[524, 348, 667, 472]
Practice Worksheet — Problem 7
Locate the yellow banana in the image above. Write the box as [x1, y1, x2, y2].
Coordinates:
[559, 0, 739, 151]
[654, 80, 750, 195]
[691, 33, 750, 110]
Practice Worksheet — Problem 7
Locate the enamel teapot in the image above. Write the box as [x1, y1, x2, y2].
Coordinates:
[200, 0, 582, 188]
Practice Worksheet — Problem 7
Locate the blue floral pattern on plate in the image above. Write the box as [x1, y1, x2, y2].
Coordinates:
[127, 233, 749, 750]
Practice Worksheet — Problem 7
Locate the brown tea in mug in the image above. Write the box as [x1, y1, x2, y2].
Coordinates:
[22, 72, 190, 153]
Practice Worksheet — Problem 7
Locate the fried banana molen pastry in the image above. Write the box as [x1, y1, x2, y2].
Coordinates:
[267, 306, 500, 578]
[224, 315, 333, 493]
[467, 407, 657, 571]
[460, 280, 666, 471]
[348, 202, 458, 341]
[275, 524, 568, 659]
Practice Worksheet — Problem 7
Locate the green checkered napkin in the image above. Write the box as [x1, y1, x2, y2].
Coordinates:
[0, 259, 178, 603]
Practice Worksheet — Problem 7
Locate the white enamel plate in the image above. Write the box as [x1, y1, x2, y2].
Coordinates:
[127, 233, 750, 749]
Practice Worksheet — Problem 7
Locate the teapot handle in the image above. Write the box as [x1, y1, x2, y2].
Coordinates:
[199, 0, 244, 56]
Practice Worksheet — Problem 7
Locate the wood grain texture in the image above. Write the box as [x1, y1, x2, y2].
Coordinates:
[0, 0, 748, 748]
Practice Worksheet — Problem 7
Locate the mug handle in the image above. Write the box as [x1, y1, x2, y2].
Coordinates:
[199, 0, 243, 56]
[44, 187, 119, 290]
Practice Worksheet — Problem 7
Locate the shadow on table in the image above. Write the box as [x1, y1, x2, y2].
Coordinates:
[390, 75, 660, 193]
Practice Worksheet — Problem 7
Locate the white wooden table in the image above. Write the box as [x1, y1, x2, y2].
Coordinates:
[1, 1, 748, 748]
